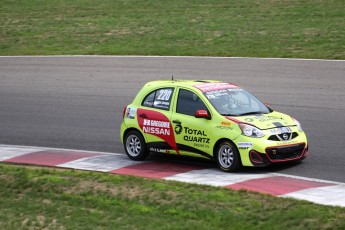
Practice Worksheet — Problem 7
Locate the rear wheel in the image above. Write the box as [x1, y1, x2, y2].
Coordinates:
[124, 131, 149, 161]
[215, 141, 241, 172]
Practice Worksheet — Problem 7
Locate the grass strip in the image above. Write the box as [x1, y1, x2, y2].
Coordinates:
[0, 163, 344, 229]
[0, 0, 344, 59]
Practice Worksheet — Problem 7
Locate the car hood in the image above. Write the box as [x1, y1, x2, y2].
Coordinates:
[230, 111, 296, 130]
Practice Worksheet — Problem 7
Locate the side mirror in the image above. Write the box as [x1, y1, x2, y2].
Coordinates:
[195, 110, 211, 119]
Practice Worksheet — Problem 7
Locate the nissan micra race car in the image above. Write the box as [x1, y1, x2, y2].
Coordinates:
[120, 80, 308, 172]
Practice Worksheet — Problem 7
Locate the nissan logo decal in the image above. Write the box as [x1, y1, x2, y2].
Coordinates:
[283, 133, 289, 140]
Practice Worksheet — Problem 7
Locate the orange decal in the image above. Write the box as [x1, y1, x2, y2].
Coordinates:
[221, 121, 231, 126]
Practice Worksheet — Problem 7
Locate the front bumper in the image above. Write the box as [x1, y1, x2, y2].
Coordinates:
[237, 127, 308, 167]
[248, 143, 308, 167]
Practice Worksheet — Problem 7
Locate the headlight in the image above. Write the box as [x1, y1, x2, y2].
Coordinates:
[293, 118, 303, 132]
[239, 123, 265, 138]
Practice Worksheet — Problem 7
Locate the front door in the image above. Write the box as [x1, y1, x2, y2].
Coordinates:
[171, 88, 213, 159]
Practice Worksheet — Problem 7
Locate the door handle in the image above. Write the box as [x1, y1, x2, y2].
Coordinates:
[139, 113, 147, 118]
[172, 120, 181, 124]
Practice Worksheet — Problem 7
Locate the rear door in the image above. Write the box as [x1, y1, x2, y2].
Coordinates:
[136, 87, 179, 153]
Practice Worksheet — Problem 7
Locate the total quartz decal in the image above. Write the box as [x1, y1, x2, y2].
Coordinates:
[183, 127, 210, 144]
[177, 126, 210, 149]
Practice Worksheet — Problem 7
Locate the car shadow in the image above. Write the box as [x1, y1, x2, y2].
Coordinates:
[243, 161, 303, 173]
[147, 152, 217, 169]
[147, 152, 302, 174]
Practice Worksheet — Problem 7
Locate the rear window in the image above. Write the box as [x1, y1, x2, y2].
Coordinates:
[142, 88, 174, 110]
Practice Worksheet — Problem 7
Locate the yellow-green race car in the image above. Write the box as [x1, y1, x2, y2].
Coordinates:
[120, 80, 308, 172]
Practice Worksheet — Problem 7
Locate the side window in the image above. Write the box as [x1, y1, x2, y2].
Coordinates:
[142, 88, 174, 110]
[176, 89, 208, 116]
[142, 91, 155, 107]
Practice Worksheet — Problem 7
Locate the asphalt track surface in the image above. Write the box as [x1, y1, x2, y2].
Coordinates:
[1, 56, 344, 183]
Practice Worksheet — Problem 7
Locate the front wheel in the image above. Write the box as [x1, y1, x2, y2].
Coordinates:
[215, 141, 241, 172]
[124, 131, 149, 161]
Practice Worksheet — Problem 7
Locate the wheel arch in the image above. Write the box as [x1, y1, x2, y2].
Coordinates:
[213, 138, 243, 172]
[213, 138, 241, 162]
[123, 128, 146, 143]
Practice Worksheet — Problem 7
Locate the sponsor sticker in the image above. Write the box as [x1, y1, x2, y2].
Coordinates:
[182, 127, 210, 146]
[194, 83, 238, 92]
[221, 121, 231, 126]
[143, 119, 171, 135]
[270, 127, 292, 135]
[238, 142, 253, 148]
[276, 140, 298, 145]
[137, 108, 178, 153]
[149, 148, 169, 153]
[216, 125, 233, 131]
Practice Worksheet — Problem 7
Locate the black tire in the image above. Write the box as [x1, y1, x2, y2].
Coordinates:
[215, 141, 241, 172]
[124, 131, 149, 161]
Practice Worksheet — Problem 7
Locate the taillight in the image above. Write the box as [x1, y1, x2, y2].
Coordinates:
[123, 106, 127, 118]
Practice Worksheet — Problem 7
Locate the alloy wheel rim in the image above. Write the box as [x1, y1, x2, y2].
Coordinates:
[126, 135, 141, 156]
[218, 145, 234, 168]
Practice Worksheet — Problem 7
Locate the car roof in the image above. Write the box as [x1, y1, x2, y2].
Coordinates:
[143, 80, 239, 91]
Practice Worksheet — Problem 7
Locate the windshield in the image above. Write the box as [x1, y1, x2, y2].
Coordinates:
[203, 88, 271, 116]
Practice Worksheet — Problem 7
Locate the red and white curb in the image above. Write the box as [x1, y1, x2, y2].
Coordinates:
[1, 144, 345, 208]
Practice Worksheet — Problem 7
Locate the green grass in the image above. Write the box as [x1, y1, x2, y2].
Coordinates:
[0, 164, 344, 229]
[1, 0, 344, 59]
